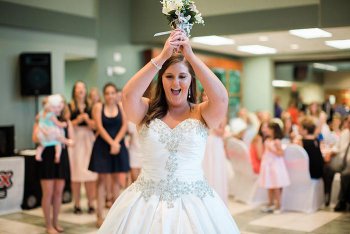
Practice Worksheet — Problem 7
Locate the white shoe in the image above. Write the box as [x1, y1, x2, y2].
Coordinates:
[273, 209, 282, 214]
[261, 205, 274, 213]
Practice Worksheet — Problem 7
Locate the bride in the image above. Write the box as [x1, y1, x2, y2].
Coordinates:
[98, 29, 240, 233]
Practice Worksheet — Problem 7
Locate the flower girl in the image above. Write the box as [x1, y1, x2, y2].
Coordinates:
[258, 121, 290, 213]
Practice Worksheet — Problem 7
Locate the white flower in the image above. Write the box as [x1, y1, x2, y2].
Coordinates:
[189, 4, 198, 13]
[174, 0, 183, 8]
[195, 13, 204, 24]
[162, 0, 178, 14]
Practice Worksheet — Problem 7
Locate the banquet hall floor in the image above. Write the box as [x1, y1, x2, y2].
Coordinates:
[0, 195, 349, 234]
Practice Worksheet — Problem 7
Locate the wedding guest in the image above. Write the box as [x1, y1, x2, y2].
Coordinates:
[298, 117, 324, 179]
[88, 87, 102, 109]
[329, 115, 350, 211]
[68, 81, 97, 214]
[202, 91, 229, 204]
[259, 122, 290, 214]
[89, 82, 129, 227]
[33, 96, 73, 234]
[127, 121, 142, 182]
[250, 121, 269, 174]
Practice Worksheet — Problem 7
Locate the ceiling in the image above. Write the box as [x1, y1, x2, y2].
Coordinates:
[190, 26, 350, 58]
[196, 0, 318, 17]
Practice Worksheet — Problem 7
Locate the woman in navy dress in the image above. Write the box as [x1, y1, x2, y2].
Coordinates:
[89, 82, 129, 227]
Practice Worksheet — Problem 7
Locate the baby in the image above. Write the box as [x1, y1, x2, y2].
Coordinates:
[35, 94, 72, 163]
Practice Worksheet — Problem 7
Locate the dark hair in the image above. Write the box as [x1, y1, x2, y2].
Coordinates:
[258, 121, 268, 141]
[70, 81, 89, 112]
[268, 122, 283, 139]
[142, 54, 197, 126]
[301, 117, 316, 135]
[103, 82, 118, 94]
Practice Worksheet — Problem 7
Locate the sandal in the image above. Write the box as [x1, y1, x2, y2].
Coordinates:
[88, 206, 95, 214]
[73, 206, 82, 214]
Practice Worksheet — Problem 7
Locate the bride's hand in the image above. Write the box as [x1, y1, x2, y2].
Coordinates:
[169, 30, 194, 59]
[159, 30, 183, 60]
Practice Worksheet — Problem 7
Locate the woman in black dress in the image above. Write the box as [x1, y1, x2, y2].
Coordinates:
[299, 117, 325, 179]
[33, 96, 74, 234]
[89, 82, 129, 227]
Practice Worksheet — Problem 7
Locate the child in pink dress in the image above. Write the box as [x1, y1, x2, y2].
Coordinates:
[258, 122, 290, 213]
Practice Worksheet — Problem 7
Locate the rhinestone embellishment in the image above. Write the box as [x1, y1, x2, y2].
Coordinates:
[132, 119, 213, 208]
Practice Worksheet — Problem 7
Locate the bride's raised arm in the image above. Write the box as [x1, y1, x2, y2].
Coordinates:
[122, 31, 183, 124]
[171, 31, 229, 128]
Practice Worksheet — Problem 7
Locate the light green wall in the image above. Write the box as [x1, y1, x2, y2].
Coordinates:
[0, 0, 148, 150]
[0, 0, 97, 18]
[96, 0, 147, 90]
[242, 57, 274, 113]
[0, 26, 96, 149]
[64, 59, 98, 100]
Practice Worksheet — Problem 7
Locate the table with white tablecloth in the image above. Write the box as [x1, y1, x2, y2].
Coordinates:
[0, 156, 24, 215]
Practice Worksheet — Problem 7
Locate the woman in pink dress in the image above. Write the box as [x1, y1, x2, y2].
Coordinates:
[259, 122, 290, 213]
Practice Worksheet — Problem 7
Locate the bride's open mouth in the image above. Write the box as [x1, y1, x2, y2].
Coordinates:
[171, 88, 181, 96]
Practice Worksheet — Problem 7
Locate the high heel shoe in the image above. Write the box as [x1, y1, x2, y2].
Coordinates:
[88, 206, 95, 214]
[73, 206, 82, 214]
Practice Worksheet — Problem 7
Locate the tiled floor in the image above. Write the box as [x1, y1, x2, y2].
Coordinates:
[0, 197, 349, 234]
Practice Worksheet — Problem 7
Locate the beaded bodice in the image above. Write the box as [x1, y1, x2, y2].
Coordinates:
[130, 118, 214, 207]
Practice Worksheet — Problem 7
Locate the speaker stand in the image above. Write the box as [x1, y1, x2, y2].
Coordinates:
[34, 95, 39, 116]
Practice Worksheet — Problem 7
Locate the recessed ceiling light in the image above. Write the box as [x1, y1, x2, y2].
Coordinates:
[290, 44, 299, 50]
[259, 36, 269, 42]
[191, 36, 234, 46]
[313, 63, 338, 72]
[289, 28, 332, 39]
[237, 45, 276, 54]
[325, 39, 350, 49]
[272, 80, 293, 87]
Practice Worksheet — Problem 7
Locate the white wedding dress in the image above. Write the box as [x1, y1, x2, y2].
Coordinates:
[98, 118, 240, 234]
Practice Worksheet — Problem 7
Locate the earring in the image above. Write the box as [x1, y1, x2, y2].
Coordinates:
[188, 89, 191, 99]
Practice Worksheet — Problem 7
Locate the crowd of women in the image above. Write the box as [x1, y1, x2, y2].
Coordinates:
[32, 81, 142, 233]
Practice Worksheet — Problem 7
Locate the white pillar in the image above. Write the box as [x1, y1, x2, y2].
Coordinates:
[242, 57, 274, 114]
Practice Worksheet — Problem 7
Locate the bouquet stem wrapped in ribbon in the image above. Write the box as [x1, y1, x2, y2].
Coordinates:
[154, 0, 204, 37]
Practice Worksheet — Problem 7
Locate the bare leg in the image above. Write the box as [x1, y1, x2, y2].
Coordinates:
[105, 174, 113, 208]
[268, 189, 274, 206]
[85, 181, 96, 210]
[52, 179, 65, 232]
[130, 168, 141, 182]
[54, 144, 62, 164]
[71, 181, 82, 213]
[274, 188, 281, 209]
[112, 173, 122, 202]
[35, 145, 44, 161]
[117, 172, 127, 190]
[96, 174, 108, 227]
[40, 180, 58, 234]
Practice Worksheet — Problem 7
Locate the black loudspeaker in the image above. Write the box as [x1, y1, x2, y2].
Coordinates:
[20, 53, 52, 96]
[0, 126, 14, 157]
[293, 64, 308, 81]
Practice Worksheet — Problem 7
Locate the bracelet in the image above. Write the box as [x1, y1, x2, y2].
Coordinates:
[151, 58, 162, 70]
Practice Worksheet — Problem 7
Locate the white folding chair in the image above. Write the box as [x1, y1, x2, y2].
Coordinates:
[226, 137, 267, 205]
[330, 172, 341, 205]
[281, 144, 324, 213]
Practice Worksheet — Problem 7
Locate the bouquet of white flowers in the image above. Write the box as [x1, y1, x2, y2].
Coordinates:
[157, 0, 204, 37]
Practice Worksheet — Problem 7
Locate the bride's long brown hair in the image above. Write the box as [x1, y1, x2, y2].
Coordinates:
[142, 54, 197, 126]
